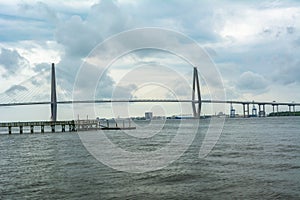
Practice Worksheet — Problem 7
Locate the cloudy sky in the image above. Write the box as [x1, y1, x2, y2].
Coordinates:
[0, 0, 300, 120]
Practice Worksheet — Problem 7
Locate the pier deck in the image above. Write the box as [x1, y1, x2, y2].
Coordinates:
[0, 119, 135, 134]
[0, 120, 76, 134]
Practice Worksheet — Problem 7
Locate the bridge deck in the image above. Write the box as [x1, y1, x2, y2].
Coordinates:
[0, 120, 75, 127]
[0, 99, 299, 107]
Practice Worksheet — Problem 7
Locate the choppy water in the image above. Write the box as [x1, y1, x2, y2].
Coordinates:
[1, 117, 300, 199]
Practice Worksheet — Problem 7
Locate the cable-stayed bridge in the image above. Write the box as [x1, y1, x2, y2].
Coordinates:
[0, 63, 299, 120]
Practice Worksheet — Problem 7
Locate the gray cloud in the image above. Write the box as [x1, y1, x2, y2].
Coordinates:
[55, 15, 100, 58]
[33, 62, 49, 73]
[272, 61, 300, 85]
[55, 0, 129, 59]
[0, 48, 29, 77]
[286, 26, 295, 34]
[112, 84, 137, 99]
[236, 71, 269, 91]
[18, 1, 58, 24]
[5, 85, 28, 96]
[52, 1, 134, 100]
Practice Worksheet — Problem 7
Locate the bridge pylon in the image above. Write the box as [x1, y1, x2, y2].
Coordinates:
[50, 63, 57, 121]
[192, 66, 201, 118]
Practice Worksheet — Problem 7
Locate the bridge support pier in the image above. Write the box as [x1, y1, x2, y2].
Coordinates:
[258, 104, 266, 117]
[272, 104, 279, 113]
[51, 63, 57, 122]
[289, 105, 296, 115]
[243, 103, 250, 118]
[230, 103, 235, 118]
[251, 103, 257, 117]
[30, 125, 34, 133]
[51, 125, 55, 133]
[8, 126, 12, 134]
[192, 67, 201, 118]
[20, 126, 23, 134]
[69, 124, 76, 132]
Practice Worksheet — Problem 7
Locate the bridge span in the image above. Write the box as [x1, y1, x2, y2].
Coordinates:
[0, 99, 299, 118]
[1, 99, 300, 106]
[1, 63, 299, 119]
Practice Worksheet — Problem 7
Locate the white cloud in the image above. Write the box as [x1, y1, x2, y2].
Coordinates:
[0, 48, 28, 75]
[218, 3, 300, 43]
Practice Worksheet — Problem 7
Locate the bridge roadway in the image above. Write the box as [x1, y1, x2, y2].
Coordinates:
[1, 99, 299, 118]
[0, 99, 299, 107]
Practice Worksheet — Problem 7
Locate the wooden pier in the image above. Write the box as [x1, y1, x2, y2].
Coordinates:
[0, 121, 76, 134]
[0, 119, 135, 134]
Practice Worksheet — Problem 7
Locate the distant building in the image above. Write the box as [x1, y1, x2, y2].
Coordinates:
[145, 112, 153, 120]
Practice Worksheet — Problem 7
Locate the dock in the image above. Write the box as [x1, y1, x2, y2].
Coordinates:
[76, 119, 136, 131]
[0, 119, 135, 134]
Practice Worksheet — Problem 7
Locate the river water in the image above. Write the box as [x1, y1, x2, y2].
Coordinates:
[0, 117, 300, 199]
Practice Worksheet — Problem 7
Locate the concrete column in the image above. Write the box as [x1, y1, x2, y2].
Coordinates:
[230, 106, 235, 118]
[243, 103, 249, 118]
[258, 104, 265, 117]
[192, 67, 201, 118]
[252, 105, 257, 117]
[51, 63, 57, 122]
[293, 105, 296, 112]
[51, 125, 55, 133]
[247, 104, 249, 117]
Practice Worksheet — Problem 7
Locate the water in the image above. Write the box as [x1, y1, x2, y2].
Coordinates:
[1, 117, 300, 199]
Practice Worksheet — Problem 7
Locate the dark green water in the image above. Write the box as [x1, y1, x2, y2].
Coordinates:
[1, 117, 300, 199]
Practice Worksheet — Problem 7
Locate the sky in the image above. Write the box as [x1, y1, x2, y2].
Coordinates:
[0, 0, 300, 121]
